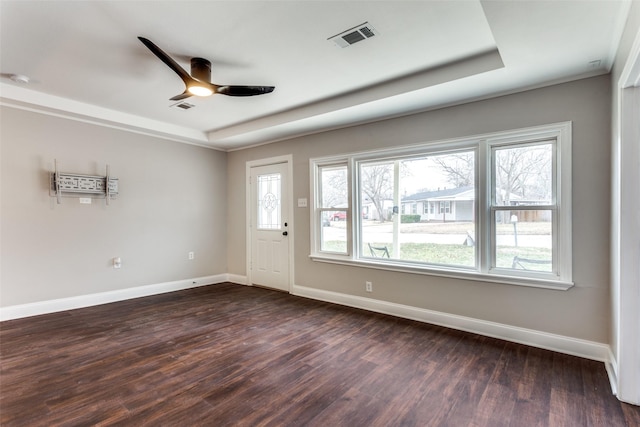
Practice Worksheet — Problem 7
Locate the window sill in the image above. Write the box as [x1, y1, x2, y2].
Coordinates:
[309, 254, 574, 291]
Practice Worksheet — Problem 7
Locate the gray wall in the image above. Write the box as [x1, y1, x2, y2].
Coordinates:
[0, 107, 227, 306]
[228, 75, 612, 343]
[0, 74, 613, 344]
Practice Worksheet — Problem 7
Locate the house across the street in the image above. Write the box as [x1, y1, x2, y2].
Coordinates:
[401, 186, 474, 222]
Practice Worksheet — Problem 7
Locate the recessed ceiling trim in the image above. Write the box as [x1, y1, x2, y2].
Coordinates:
[0, 83, 214, 149]
[208, 48, 504, 145]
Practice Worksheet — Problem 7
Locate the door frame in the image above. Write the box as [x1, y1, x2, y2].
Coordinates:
[612, 25, 640, 405]
[246, 155, 294, 292]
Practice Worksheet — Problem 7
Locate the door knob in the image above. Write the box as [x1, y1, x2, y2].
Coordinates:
[282, 231, 288, 236]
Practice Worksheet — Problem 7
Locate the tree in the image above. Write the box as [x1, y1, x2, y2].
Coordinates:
[432, 147, 552, 204]
[360, 163, 394, 222]
[431, 152, 474, 187]
[320, 166, 348, 208]
[495, 144, 552, 204]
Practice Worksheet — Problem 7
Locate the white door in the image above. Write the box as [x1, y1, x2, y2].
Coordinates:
[249, 162, 290, 291]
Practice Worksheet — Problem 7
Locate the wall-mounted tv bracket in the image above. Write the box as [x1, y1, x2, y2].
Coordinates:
[50, 159, 118, 205]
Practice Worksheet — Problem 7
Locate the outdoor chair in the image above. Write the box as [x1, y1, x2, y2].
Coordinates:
[368, 243, 390, 258]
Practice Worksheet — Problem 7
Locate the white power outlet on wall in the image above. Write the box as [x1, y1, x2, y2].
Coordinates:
[365, 281, 373, 292]
[188, 251, 194, 260]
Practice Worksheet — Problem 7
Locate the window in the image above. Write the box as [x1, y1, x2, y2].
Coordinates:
[357, 151, 476, 269]
[316, 162, 349, 254]
[310, 122, 572, 289]
[491, 142, 554, 274]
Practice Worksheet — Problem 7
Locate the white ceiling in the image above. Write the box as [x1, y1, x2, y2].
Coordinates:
[0, 1, 631, 151]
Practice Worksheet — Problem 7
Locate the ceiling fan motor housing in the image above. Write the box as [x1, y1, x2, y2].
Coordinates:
[190, 58, 211, 82]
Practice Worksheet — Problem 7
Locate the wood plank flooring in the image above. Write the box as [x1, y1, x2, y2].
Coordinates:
[1, 283, 638, 426]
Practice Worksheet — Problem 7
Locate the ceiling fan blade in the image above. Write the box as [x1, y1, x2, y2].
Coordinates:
[138, 37, 193, 86]
[139, 37, 273, 101]
[170, 91, 193, 101]
[215, 85, 275, 97]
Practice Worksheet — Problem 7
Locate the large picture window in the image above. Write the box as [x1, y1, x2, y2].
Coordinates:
[358, 150, 476, 269]
[310, 123, 572, 289]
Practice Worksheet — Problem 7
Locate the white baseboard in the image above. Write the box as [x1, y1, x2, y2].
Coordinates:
[1, 277, 618, 395]
[226, 274, 248, 285]
[0, 274, 229, 321]
[291, 284, 611, 363]
[0, 277, 612, 366]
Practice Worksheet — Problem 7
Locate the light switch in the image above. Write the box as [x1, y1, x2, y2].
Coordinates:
[297, 198, 308, 208]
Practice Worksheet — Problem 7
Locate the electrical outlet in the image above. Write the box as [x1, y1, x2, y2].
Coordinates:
[188, 251, 195, 260]
[365, 281, 373, 292]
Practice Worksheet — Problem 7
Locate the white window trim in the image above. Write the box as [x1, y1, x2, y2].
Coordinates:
[309, 122, 573, 290]
[311, 158, 351, 256]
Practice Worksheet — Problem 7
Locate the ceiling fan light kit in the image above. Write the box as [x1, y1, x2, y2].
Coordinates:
[187, 57, 214, 96]
[187, 85, 213, 97]
[138, 37, 274, 101]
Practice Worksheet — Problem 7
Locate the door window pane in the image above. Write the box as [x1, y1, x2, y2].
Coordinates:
[257, 173, 281, 229]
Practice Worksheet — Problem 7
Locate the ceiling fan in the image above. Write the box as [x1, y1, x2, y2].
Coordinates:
[138, 37, 274, 101]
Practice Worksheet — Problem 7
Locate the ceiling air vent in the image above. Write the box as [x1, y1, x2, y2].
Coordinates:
[171, 101, 195, 110]
[328, 22, 378, 48]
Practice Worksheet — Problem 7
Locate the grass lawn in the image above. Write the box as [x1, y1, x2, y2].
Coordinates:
[395, 221, 550, 235]
[323, 240, 552, 272]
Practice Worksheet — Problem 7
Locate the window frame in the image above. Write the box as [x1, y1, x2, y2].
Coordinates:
[309, 122, 573, 290]
[314, 160, 351, 256]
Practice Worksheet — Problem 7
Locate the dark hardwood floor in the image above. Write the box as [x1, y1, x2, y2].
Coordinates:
[1, 283, 638, 426]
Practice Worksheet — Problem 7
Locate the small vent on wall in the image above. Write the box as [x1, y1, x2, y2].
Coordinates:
[171, 101, 195, 110]
[328, 22, 378, 48]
